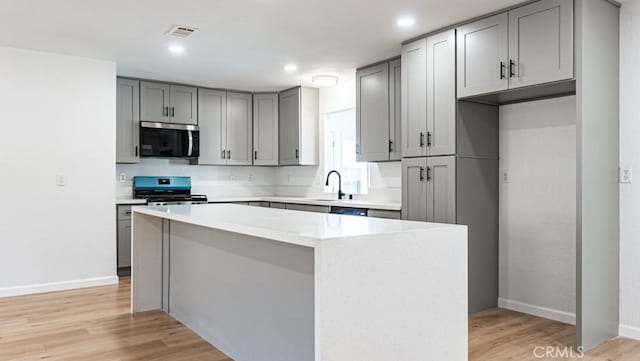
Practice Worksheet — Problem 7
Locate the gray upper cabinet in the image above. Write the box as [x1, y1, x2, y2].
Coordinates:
[389, 59, 402, 160]
[198, 89, 227, 165]
[401, 157, 428, 221]
[508, 0, 573, 88]
[279, 87, 318, 166]
[427, 30, 456, 156]
[356, 62, 390, 162]
[226, 92, 253, 165]
[253, 93, 279, 166]
[116, 78, 140, 164]
[426, 156, 456, 224]
[169, 85, 198, 124]
[456, 13, 509, 98]
[140, 81, 197, 125]
[401, 38, 428, 158]
[140, 81, 171, 123]
[457, 0, 574, 98]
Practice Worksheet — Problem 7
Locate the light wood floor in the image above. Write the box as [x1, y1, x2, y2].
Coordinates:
[1, 278, 639, 361]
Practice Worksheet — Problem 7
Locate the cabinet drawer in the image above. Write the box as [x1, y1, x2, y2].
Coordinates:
[285, 203, 331, 213]
[117, 205, 133, 220]
[368, 209, 401, 220]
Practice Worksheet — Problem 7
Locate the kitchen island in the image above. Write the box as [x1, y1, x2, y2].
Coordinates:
[131, 204, 468, 361]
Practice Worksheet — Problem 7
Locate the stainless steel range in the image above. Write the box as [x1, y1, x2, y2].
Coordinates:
[133, 176, 208, 206]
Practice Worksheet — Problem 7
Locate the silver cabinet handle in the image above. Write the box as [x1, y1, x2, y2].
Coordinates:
[419, 167, 425, 181]
[389, 140, 393, 152]
[125, 210, 132, 215]
[427, 132, 432, 147]
[427, 166, 432, 181]
[222, 150, 226, 159]
[254, 150, 258, 160]
[163, 106, 169, 116]
[295, 149, 299, 159]
[419, 132, 425, 147]
[170, 107, 175, 117]
[227, 150, 231, 159]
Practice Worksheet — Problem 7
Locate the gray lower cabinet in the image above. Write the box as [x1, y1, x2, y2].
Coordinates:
[279, 87, 319, 165]
[117, 205, 133, 269]
[269, 202, 287, 209]
[356, 58, 401, 162]
[248, 201, 270, 207]
[402, 156, 498, 313]
[116, 78, 140, 164]
[285, 203, 330, 213]
[226, 92, 253, 165]
[368, 209, 401, 220]
[253, 93, 279, 166]
[457, 0, 574, 98]
[140, 81, 197, 125]
[401, 157, 428, 221]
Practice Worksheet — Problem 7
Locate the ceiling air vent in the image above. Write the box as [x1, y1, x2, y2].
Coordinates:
[166, 25, 199, 39]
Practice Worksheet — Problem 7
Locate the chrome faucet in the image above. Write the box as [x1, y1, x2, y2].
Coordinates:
[325, 170, 345, 200]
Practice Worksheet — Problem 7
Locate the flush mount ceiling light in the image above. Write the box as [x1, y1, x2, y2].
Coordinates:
[284, 64, 298, 72]
[168, 45, 185, 54]
[397, 17, 416, 27]
[312, 75, 339, 87]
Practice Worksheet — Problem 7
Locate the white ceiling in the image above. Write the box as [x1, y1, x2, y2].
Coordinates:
[0, 0, 523, 91]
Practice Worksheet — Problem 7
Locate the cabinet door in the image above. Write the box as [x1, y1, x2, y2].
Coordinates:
[140, 81, 171, 122]
[426, 156, 456, 224]
[401, 157, 428, 221]
[279, 88, 301, 165]
[508, 0, 574, 88]
[253, 93, 279, 166]
[226, 92, 253, 165]
[116, 78, 140, 163]
[198, 89, 227, 165]
[427, 30, 456, 156]
[169, 85, 198, 124]
[401, 39, 428, 157]
[456, 13, 509, 98]
[356, 63, 390, 162]
[389, 59, 402, 161]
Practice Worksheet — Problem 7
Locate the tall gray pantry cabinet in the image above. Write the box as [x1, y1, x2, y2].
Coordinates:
[401, 28, 500, 314]
[398, 0, 621, 352]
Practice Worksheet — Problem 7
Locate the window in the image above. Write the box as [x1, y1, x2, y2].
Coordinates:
[324, 108, 368, 194]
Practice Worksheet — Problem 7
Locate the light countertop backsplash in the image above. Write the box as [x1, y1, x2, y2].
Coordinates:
[116, 159, 401, 203]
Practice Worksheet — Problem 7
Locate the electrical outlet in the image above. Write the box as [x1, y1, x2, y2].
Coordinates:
[620, 167, 633, 183]
[119, 173, 127, 183]
[502, 170, 511, 184]
[56, 175, 66, 187]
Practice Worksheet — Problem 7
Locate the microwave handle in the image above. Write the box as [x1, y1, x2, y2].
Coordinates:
[187, 130, 193, 157]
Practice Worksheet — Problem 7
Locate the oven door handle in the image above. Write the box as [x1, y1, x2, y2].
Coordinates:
[187, 130, 193, 157]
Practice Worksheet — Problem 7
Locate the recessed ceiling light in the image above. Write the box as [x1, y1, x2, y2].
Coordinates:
[312, 75, 339, 87]
[284, 64, 298, 72]
[168, 45, 185, 54]
[397, 17, 415, 27]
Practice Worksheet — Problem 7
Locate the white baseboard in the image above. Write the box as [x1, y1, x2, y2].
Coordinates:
[498, 298, 576, 325]
[619, 324, 640, 340]
[0, 276, 119, 298]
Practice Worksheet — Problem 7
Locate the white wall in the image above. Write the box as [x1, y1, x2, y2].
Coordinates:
[498, 96, 577, 324]
[619, 0, 640, 339]
[0, 47, 117, 296]
[274, 79, 402, 203]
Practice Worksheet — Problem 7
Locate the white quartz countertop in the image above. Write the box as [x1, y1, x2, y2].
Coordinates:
[207, 196, 402, 211]
[133, 204, 460, 247]
[117, 195, 401, 210]
[116, 198, 147, 205]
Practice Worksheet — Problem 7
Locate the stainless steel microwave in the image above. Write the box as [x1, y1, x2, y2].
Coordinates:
[140, 122, 200, 159]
